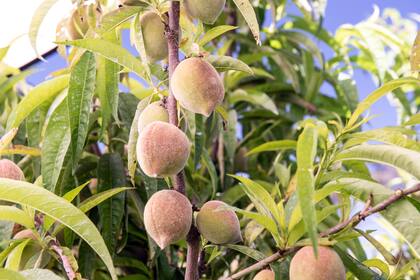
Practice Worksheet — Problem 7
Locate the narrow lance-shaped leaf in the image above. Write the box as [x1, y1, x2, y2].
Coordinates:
[97, 6, 144, 35]
[0, 178, 117, 280]
[328, 178, 420, 258]
[96, 36, 120, 128]
[57, 39, 148, 81]
[42, 98, 71, 192]
[296, 124, 318, 255]
[97, 154, 126, 256]
[205, 55, 253, 74]
[7, 75, 70, 130]
[347, 78, 420, 128]
[198, 25, 238, 46]
[127, 96, 152, 184]
[231, 0, 261, 45]
[410, 31, 419, 72]
[67, 51, 96, 170]
[29, 0, 59, 57]
[335, 144, 420, 179]
[0, 206, 34, 229]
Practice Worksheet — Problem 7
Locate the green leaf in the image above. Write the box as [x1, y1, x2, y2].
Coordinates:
[7, 75, 70, 129]
[230, 175, 284, 242]
[335, 144, 420, 179]
[194, 114, 205, 169]
[246, 140, 297, 156]
[344, 128, 420, 152]
[279, 30, 323, 63]
[296, 124, 318, 255]
[5, 239, 30, 270]
[20, 269, 64, 280]
[67, 51, 96, 170]
[41, 98, 71, 192]
[127, 97, 153, 184]
[202, 150, 218, 199]
[224, 244, 266, 261]
[335, 246, 384, 280]
[198, 25, 238, 46]
[0, 178, 117, 280]
[205, 55, 253, 74]
[404, 113, 420, 126]
[410, 31, 419, 72]
[231, 0, 260, 44]
[0, 268, 26, 280]
[57, 39, 147, 80]
[29, 0, 59, 56]
[96, 42, 120, 128]
[347, 78, 420, 128]
[131, 13, 151, 82]
[355, 229, 396, 265]
[327, 178, 420, 258]
[97, 6, 143, 35]
[0, 206, 34, 229]
[229, 89, 278, 114]
[97, 154, 126, 255]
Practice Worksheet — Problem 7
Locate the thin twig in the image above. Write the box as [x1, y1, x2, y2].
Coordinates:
[225, 184, 420, 279]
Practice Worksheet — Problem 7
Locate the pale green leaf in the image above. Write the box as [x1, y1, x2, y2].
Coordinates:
[198, 25, 238, 46]
[5, 239, 31, 271]
[327, 178, 420, 258]
[0, 268, 26, 280]
[347, 78, 420, 128]
[68, 51, 96, 169]
[0, 206, 34, 229]
[404, 113, 420, 126]
[410, 31, 420, 72]
[232, 0, 260, 44]
[229, 89, 278, 114]
[21, 269, 64, 280]
[41, 98, 70, 192]
[296, 124, 318, 254]
[224, 244, 266, 261]
[0, 178, 117, 280]
[29, 0, 59, 56]
[57, 39, 147, 80]
[335, 144, 420, 179]
[246, 140, 297, 156]
[205, 55, 253, 74]
[7, 75, 69, 129]
[98, 6, 143, 35]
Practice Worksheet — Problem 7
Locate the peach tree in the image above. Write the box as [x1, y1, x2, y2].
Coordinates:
[0, 0, 419, 279]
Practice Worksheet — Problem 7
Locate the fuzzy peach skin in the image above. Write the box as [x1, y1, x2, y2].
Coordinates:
[140, 11, 168, 62]
[144, 190, 192, 249]
[289, 246, 346, 280]
[171, 57, 225, 117]
[253, 269, 275, 280]
[0, 159, 24, 181]
[184, 0, 225, 24]
[196, 200, 242, 244]
[137, 102, 169, 133]
[137, 121, 190, 178]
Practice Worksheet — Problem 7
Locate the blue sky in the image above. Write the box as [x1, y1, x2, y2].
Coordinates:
[25, 0, 419, 128]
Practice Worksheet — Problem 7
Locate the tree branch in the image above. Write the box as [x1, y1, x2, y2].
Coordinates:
[165, 1, 200, 279]
[225, 184, 420, 279]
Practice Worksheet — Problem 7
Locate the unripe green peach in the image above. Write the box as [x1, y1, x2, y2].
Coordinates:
[196, 200, 242, 244]
[290, 246, 345, 280]
[137, 102, 169, 133]
[137, 121, 190, 177]
[171, 57, 224, 116]
[144, 190, 192, 249]
[184, 0, 226, 24]
[253, 269, 275, 280]
[0, 159, 24, 181]
[140, 11, 168, 62]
